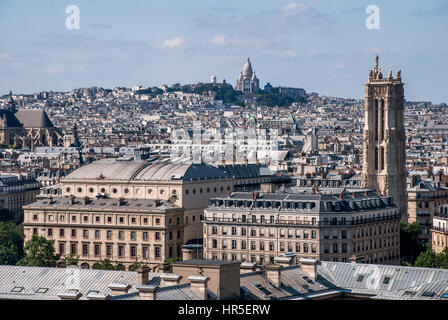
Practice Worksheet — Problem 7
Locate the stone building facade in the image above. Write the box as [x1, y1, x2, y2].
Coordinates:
[23, 197, 184, 270]
[431, 205, 448, 254]
[0, 174, 40, 221]
[361, 56, 407, 221]
[408, 178, 448, 242]
[23, 159, 235, 269]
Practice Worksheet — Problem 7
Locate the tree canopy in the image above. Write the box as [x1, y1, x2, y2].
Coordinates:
[58, 254, 79, 268]
[400, 222, 427, 265]
[92, 259, 121, 270]
[0, 222, 24, 265]
[0, 209, 18, 224]
[128, 260, 144, 271]
[17, 234, 60, 267]
[415, 247, 448, 269]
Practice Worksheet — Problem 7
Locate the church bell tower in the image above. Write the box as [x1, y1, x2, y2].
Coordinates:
[361, 55, 407, 220]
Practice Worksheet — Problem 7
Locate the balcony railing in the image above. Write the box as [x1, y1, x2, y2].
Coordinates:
[204, 214, 400, 226]
[431, 226, 448, 233]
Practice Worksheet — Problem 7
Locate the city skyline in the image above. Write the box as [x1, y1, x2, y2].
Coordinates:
[0, 0, 447, 103]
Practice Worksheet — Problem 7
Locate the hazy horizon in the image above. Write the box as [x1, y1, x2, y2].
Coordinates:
[1, 0, 447, 103]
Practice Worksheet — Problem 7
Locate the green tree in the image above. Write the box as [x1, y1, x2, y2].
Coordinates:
[17, 234, 60, 267]
[128, 260, 144, 271]
[436, 247, 448, 269]
[92, 259, 121, 270]
[0, 222, 24, 265]
[400, 222, 426, 265]
[0, 209, 18, 223]
[415, 247, 448, 269]
[415, 248, 438, 268]
[58, 254, 79, 268]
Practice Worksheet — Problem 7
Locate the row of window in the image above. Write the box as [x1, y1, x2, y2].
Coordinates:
[67, 186, 231, 196]
[210, 225, 319, 239]
[35, 228, 182, 241]
[67, 186, 177, 196]
[58, 242, 169, 259]
[209, 213, 318, 225]
[33, 213, 181, 226]
[209, 253, 325, 264]
[353, 223, 399, 238]
[353, 236, 398, 252]
[185, 186, 230, 195]
[209, 239, 318, 253]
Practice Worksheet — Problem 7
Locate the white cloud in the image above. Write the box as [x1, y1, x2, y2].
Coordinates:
[162, 37, 185, 49]
[265, 50, 298, 58]
[0, 53, 9, 59]
[210, 34, 228, 45]
[282, 2, 309, 16]
[42, 66, 63, 76]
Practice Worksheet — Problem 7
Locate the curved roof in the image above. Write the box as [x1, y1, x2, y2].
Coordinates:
[15, 109, 54, 128]
[64, 159, 230, 181]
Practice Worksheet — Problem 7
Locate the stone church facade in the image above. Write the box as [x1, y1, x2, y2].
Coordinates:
[235, 58, 260, 95]
[0, 91, 63, 149]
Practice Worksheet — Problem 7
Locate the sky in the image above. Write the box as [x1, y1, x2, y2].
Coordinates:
[0, 0, 447, 103]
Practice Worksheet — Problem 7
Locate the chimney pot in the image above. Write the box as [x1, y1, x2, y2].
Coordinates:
[188, 275, 209, 300]
[264, 264, 282, 287]
[108, 283, 131, 296]
[137, 265, 150, 284]
[137, 284, 159, 300]
[299, 258, 318, 281]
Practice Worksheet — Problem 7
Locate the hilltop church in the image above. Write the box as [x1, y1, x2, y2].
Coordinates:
[0, 91, 63, 149]
[235, 57, 260, 95]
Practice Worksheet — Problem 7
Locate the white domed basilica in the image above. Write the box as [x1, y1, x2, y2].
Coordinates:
[235, 58, 259, 95]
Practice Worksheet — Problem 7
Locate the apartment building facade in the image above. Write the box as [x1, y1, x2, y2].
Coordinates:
[408, 178, 448, 242]
[203, 189, 401, 265]
[431, 204, 448, 253]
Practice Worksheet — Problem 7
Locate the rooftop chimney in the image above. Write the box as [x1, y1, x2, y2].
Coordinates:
[265, 264, 282, 287]
[137, 284, 158, 300]
[182, 245, 203, 260]
[299, 258, 318, 281]
[137, 265, 150, 284]
[117, 197, 125, 206]
[108, 283, 131, 296]
[188, 275, 209, 300]
[274, 256, 294, 267]
[160, 273, 182, 287]
[159, 262, 171, 273]
[240, 261, 257, 274]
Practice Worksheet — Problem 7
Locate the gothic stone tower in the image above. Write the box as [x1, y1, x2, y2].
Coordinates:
[361, 55, 407, 220]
